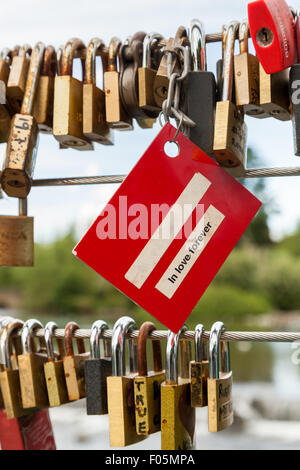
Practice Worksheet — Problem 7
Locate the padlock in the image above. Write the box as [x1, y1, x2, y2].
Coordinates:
[85, 320, 112, 415]
[0, 48, 12, 85]
[234, 20, 267, 118]
[83, 38, 113, 145]
[134, 322, 165, 436]
[153, 26, 189, 108]
[1, 42, 45, 199]
[213, 21, 247, 168]
[44, 321, 69, 407]
[107, 316, 145, 447]
[161, 325, 195, 451]
[104, 37, 133, 130]
[0, 198, 33, 267]
[32, 45, 57, 133]
[6, 44, 31, 114]
[0, 317, 16, 412]
[63, 321, 90, 401]
[260, 63, 291, 120]
[181, 19, 216, 155]
[0, 49, 13, 143]
[53, 38, 93, 150]
[207, 321, 233, 432]
[248, 0, 296, 74]
[18, 319, 49, 409]
[190, 324, 209, 408]
[138, 32, 163, 112]
[290, 12, 300, 157]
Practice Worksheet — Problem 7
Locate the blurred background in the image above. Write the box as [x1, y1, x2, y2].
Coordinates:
[1, 0, 300, 450]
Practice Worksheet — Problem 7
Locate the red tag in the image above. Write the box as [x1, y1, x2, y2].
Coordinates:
[248, 0, 296, 74]
[74, 124, 261, 332]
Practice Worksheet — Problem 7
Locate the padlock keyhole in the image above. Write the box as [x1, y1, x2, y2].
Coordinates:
[256, 28, 274, 47]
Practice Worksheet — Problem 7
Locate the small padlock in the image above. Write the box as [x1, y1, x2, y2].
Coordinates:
[138, 32, 163, 112]
[1, 42, 45, 199]
[190, 324, 209, 408]
[248, 0, 297, 74]
[44, 322, 69, 408]
[181, 19, 217, 155]
[85, 320, 112, 415]
[18, 319, 49, 409]
[104, 37, 133, 130]
[161, 326, 195, 451]
[0, 317, 14, 410]
[0, 48, 12, 85]
[134, 322, 165, 436]
[213, 21, 247, 169]
[32, 45, 57, 133]
[0, 49, 13, 143]
[207, 321, 233, 432]
[6, 45, 31, 114]
[53, 38, 93, 150]
[63, 321, 90, 401]
[0, 198, 34, 267]
[260, 63, 291, 120]
[107, 316, 145, 447]
[83, 38, 113, 145]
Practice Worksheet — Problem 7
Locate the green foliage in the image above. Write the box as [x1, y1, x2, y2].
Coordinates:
[276, 224, 300, 257]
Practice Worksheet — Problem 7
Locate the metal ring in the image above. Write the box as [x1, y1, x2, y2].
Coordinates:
[21, 319, 44, 354]
[90, 320, 110, 360]
[111, 316, 137, 377]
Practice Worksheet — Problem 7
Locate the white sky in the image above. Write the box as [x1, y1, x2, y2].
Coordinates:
[0, 0, 300, 242]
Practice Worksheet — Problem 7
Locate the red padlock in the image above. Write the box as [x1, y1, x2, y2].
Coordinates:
[0, 408, 56, 450]
[248, 0, 297, 73]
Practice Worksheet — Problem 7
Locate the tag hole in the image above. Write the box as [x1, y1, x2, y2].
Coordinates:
[164, 141, 179, 158]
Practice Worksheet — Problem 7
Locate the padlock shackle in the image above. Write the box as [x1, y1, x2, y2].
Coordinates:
[89, 320, 111, 360]
[0, 48, 12, 64]
[85, 38, 108, 85]
[18, 198, 28, 216]
[61, 38, 86, 77]
[41, 46, 57, 78]
[21, 42, 45, 116]
[18, 44, 32, 58]
[107, 37, 122, 72]
[21, 319, 43, 355]
[64, 322, 86, 356]
[0, 317, 15, 366]
[142, 32, 164, 69]
[44, 321, 65, 362]
[194, 324, 208, 363]
[111, 316, 137, 377]
[209, 321, 231, 379]
[0, 320, 24, 370]
[56, 45, 64, 76]
[221, 21, 239, 102]
[175, 25, 189, 44]
[165, 325, 190, 385]
[239, 20, 249, 54]
[189, 19, 206, 72]
[137, 322, 163, 376]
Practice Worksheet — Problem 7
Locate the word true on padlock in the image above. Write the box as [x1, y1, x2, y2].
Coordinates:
[189, 324, 209, 408]
[207, 322, 233, 432]
[134, 322, 165, 436]
[161, 326, 195, 450]
[107, 316, 146, 447]
[85, 320, 112, 415]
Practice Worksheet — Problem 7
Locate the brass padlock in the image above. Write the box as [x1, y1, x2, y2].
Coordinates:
[0, 317, 14, 410]
[1, 42, 45, 199]
[213, 21, 247, 169]
[161, 326, 195, 451]
[207, 321, 233, 432]
[138, 32, 163, 112]
[32, 45, 57, 133]
[134, 322, 165, 436]
[107, 316, 145, 447]
[0, 198, 34, 267]
[0, 48, 12, 85]
[53, 38, 93, 150]
[259, 63, 291, 121]
[0, 49, 13, 143]
[44, 322, 69, 408]
[63, 322, 90, 401]
[104, 37, 133, 130]
[85, 320, 112, 415]
[18, 319, 49, 409]
[190, 324, 209, 408]
[7, 45, 31, 114]
[83, 38, 113, 145]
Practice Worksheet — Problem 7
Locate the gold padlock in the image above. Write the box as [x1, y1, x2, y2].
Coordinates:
[207, 322, 233, 432]
[259, 64, 291, 121]
[32, 45, 57, 133]
[83, 38, 113, 145]
[190, 324, 209, 408]
[107, 316, 146, 447]
[161, 326, 195, 450]
[63, 322, 90, 401]
[104, 37, 133, 130]
[0, 198, 33, 267]
[7, 44, 31, 114]
[1, 42, 45, 199]
[44, 322, 69, 408]
[134, 322, 165, 436]
[53, 38, 93, 150]
[0, 48, 12, 85]
[0, 49, 13, 143]
[18, 319, 49, 409]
